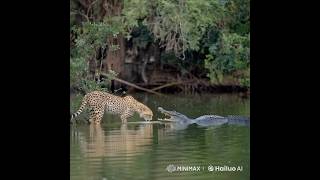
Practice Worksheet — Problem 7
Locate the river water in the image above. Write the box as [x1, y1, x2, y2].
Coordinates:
[70, 93, 250, 180]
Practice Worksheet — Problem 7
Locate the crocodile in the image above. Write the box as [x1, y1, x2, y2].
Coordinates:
[157, 107, 250, 128]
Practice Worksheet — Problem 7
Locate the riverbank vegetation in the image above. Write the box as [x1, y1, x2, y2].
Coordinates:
[70, 0, 250, 94]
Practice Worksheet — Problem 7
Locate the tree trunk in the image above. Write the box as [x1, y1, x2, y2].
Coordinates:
[105, 36, 125, 76]
[102, 0, 125, 89]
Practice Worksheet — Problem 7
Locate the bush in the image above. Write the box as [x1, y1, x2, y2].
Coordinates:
[204, 32, 250, 86]
[70, 22, 120, 93]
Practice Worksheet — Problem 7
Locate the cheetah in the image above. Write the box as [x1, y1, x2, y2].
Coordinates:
[71, 91, 153, 124]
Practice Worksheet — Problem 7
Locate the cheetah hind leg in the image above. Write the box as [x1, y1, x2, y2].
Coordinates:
[93, 110, 104, 125]
[88, 109, 96, 124]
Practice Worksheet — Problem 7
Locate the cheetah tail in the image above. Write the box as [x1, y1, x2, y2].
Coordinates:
[71, 97, 88, 120]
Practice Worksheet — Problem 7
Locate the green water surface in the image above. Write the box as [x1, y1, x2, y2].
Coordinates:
[70, 93, 250, 180]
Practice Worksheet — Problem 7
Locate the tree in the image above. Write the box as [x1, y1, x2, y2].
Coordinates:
[70, 0, 250, 92]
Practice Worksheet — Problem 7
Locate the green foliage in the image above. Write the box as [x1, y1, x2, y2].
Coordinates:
[204, 54, 224, 84]
[70, 60, 114, 93]
[70, 57, 87, 87]
[205, 32, 250, 86]
[209, 32, 249, 73]
[70, 21, 120, 92]
[70, 0, 250, 89]
[239, 67, 250, 87]
[203, 0, 250, 87]
[145, 0, 224, 56]
[81, 79, 108, 92]
[131, 22, 154, 49]
[225, 0, 250, 35]
[123, 0, 148, 29]
[71, 22, 119, 58]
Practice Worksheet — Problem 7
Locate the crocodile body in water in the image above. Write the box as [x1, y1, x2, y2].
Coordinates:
[158, 107, 250, 128]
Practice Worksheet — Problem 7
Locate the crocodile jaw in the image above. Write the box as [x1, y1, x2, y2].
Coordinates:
[157, 113, 177, 122]
[158, 117, 177, 122]
[158, 107, 180, 117]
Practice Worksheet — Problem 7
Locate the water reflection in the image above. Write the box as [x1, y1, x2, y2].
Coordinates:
[71, 123, 154, 158]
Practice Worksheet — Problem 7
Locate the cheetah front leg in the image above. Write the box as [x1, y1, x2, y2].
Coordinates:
[120, 111, 133, 124]
[120, 114, 128, 124]
[120, 113, 130, 124]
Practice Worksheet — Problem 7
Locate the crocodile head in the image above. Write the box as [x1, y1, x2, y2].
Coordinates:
[157, 107, 191, 122]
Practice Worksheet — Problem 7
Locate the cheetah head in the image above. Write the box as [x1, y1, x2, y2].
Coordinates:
[124, 95, 154, 121]
[137, 104, 153, 121]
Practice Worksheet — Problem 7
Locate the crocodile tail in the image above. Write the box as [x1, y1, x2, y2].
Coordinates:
[227, 115, 249, 121]
[227, 115, 250, 126]
[71, 95, 88, 120]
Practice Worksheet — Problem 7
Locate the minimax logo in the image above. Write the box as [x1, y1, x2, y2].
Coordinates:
[166, 164, 176, 173]
[166, 164, 203, 172]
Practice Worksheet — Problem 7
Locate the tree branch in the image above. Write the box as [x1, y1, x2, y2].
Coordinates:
[101, 73, 163, 96]
[70, 10, 90, 22]
[151, 80, 194, 91]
